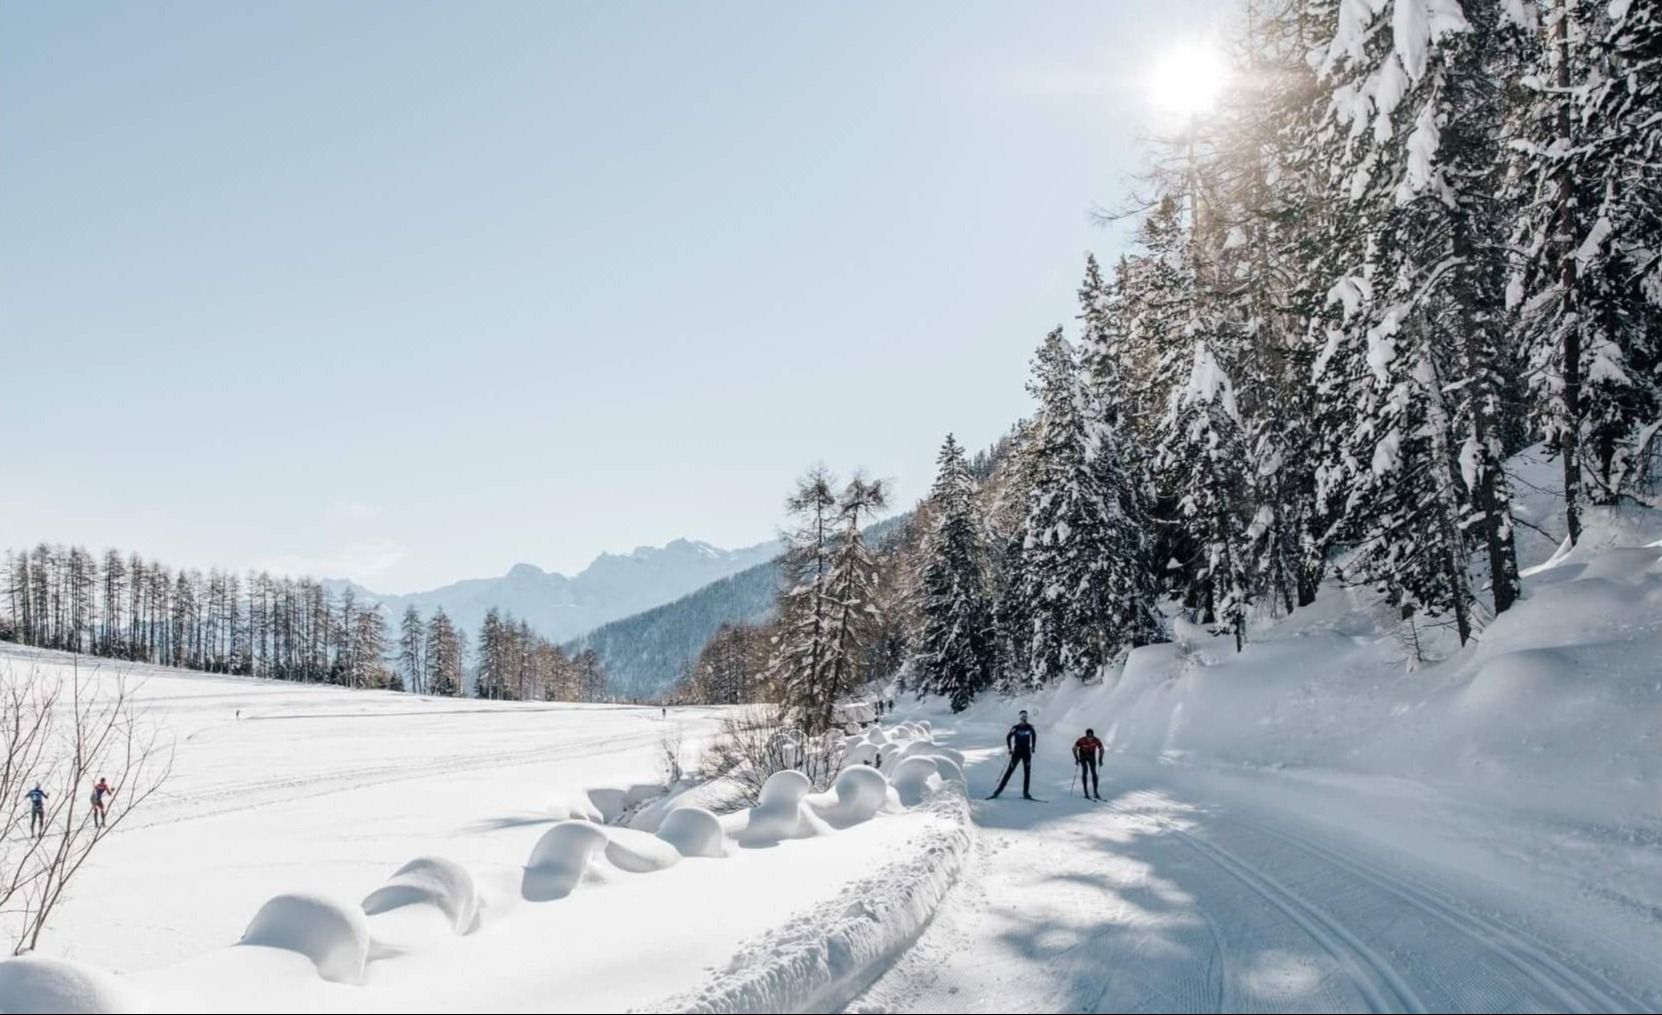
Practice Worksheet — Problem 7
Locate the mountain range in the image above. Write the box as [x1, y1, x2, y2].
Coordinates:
[333, 538, 780, 645]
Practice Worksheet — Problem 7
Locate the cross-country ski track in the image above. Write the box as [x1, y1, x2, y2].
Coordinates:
[846, 739, 1659, 1014]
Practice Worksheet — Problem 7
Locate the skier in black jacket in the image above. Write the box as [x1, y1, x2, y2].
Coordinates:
[988, 710, 1038, 800]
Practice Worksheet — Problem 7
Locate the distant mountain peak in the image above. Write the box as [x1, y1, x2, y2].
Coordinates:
[344, 536, 781, 646]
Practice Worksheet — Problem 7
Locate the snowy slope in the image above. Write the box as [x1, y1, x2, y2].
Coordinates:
[335, 538, 780, 644]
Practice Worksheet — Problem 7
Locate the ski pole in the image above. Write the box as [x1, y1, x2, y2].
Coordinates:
[1070, 763, 1078, 797]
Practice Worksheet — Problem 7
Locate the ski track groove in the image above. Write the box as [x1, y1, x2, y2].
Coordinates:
[130, 728, 664, 829]
[1098, 793, 1427, 1015]
[1244, 819, 1648, 1014]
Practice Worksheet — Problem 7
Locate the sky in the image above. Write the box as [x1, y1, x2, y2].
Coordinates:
[2, 1, 1230, 593]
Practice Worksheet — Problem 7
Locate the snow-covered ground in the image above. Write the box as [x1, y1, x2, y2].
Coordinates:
[0, 646, 971, 1012]
[850, 494, 1662, 1013]
[4, 450, 1657, 1013]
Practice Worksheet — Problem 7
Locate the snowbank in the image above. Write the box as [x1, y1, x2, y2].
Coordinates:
[951, 495, 1662, 827]
[656, 806, 727, 858]
[239, 893, 369, 985]
[360, 856, 478, 934]
[522, 820, 611, 900]
[808, 765, 893, 827]
[0, 956, 149, 1014]
[732, 770, 831, 846]
[603, 826, 685, 873]
[889, 755, 944, 807]
[656, 789, 973, 1014]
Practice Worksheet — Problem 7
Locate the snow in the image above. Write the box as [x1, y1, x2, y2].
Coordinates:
[1, 644, 973, 1012]
[6, 454, 1657, 1012]
[0, 956, 149, 1014]
[361, 856, 479, 934]
[522, 820, 613, 900]
[655, 807, 727, 858]
[851, 464, 1662, 1013]
[240, 893, 371, 985]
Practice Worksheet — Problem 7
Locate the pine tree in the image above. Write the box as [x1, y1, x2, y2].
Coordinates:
[1015, 327, 1151, 683]
[912, 435, 995, 711]
[768, 467, 840, 733]
[1318, 0, 1523, 640]
[398, 606, 425, 694]
[425, 608, 462, 696]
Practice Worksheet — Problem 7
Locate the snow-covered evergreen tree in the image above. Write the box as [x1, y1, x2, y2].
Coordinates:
[1318, 0, 1523, 639]
[1159, 339, 1253, 648]
[912, 434, 995, 711]
[768, 467, 840, 733]
[1512, 0, 1662, 526]
[1014, 328, 1152, 683]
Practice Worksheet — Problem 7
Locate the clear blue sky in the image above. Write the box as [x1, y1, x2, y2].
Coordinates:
[2, 1, 1227, 592]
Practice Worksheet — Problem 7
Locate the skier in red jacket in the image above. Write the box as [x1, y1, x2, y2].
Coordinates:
[1073, 729, 1104, 800]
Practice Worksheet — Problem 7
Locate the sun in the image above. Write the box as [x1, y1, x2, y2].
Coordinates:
[1146, 39, 1229, 118]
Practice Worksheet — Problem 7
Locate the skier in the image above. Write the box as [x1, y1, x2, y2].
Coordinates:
[1073, 728, 1104, 800]
[26, 785, 48, 838]
[90, 777, 115, 830]
[988, 710, 1038, 800]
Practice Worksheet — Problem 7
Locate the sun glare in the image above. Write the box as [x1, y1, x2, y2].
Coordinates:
[1147, 39, 1229, 118]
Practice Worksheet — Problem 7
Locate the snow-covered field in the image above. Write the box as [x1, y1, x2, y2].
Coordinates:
[4, 453, 1658, 1013]
[0, 645, 970, 1013]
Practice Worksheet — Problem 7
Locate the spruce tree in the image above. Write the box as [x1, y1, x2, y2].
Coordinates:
[913, 434, 995, 711]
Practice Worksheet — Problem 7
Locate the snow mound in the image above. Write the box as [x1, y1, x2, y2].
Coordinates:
[587, 783, 662, 823]
[523, 820, 610, 901]
[929, 755, 966, 786]
[810, 766, 891, 826]
[361, 856, 478, 934]
[545, 789, 604, 823]
[890, 756, 942, 807]
[603, 826, 684, 873]
[0, 956, 148, 1014]
[735, 770, 829, 845]
[656, 806, 726, 858]
[240, 892, 370, 985]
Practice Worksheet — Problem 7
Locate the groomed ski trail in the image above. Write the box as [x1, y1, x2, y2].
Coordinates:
[845, 746, 1660, 1014]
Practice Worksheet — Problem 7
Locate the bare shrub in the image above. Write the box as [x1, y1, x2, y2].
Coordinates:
[658, 725, 685, 786]
[0, 659, 172, 953]
[699, 704, 844, 808]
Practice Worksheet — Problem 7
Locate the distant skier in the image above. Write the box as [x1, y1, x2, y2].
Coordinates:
[1073, 728, 1104, 800]
[90, 777, 114, 830]
[26, 785, 48, 837]
[988, 710, 1038, 800]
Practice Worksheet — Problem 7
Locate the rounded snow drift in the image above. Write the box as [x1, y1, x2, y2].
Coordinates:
[656, 806, 726, 858]
[891, 755, 942, 807]
[0, 956, 148, 1015]
[930, 755, 966, 787]
[817, 765, 890, 825]
[523, 820, 610, 900]
[603, 827, 684, 873]
[757, 769, 812, 807]
[362, 855, 478, 934]
[739, 770, 826, 844]
[240, 892, 370, 985]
